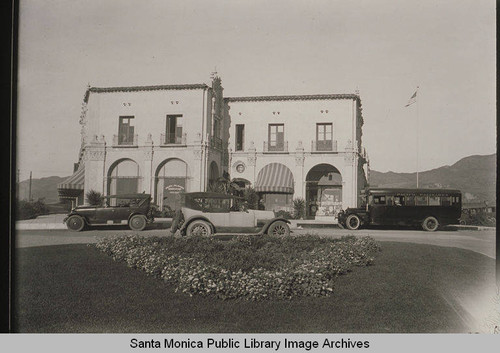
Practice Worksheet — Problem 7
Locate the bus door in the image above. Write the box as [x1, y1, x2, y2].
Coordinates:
[369, 194, 388, 225]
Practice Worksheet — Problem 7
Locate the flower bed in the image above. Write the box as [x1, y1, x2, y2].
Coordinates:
[95, 234, 380, 300]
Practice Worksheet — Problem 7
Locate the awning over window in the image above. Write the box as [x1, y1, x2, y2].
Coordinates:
[58, 167, 85, 198]
[255, 163, 294, 193]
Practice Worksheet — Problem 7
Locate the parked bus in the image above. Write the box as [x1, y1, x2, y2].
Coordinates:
[337, 188, 462, 231]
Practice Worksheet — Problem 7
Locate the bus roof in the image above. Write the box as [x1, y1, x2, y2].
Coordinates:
[364, 188, 461, 195]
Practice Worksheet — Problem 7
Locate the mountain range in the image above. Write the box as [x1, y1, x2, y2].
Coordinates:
[17, 154, 496, 204]
[369, 154, 496, 203]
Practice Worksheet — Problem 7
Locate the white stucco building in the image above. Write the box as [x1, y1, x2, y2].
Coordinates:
[226, 94, 368, 220]
[59, 77, 368, 221]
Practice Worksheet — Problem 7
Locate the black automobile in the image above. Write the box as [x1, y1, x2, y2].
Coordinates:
[64, 193, 153, 231]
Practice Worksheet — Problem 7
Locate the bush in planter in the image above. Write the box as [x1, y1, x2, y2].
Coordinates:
[293, 198, 306, 219]
[86, 190, 103, 206]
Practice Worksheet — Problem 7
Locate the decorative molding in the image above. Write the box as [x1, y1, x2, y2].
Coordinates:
[247, 154, 256, 166]
[344, 152, 354, 165]
[143, 149, 153, 161]
[193, 149, 203, 160]
[83, 149, 106, 161]
[295, 154, 305, 166]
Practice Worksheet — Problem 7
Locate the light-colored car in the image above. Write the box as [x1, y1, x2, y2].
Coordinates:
[178, 192, 291, 236]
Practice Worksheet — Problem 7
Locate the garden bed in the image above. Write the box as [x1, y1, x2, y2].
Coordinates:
[95, 234, 381, 300]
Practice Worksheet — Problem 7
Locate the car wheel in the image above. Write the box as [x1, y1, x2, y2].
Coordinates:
[422, 216, 439, 232]
[186, 220, 212, 237]
[267, 221, 290, 236]
[66, 215, 85, 232]
[345, 214, 361, 230]
[129, 215, 147, 231]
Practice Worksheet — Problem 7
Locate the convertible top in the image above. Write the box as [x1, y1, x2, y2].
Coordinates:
[104, 193, 151, 199]
[183, 192, 241, 199]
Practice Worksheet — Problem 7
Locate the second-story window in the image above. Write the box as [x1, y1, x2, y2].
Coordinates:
[235, 124, 245, 151]
[166, 115, 183, 144]
[268, 124, 284, 151]
[118, 116, 135, 145]
[316, 123, 333, 151]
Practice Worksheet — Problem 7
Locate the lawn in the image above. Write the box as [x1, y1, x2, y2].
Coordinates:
[13, 240, 496, 333]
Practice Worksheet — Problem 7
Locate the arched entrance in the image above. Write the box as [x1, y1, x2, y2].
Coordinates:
[107, 159, 141, 196]
[155, 158, 188, 211]
[208, 161, 219, 189]
[255, 163, 294, 212]
[305, 164, 342, 220]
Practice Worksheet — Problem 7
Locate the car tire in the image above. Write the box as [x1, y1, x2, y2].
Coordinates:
[345, 214, 361, 230]
[267, 221, 290, 236]
[66, 215, 85, 232]
[129, 215, 147, 231]
[186, 220, 212, 237]
[422, 216, 439, 232]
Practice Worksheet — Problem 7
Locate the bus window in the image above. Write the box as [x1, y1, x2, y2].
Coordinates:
[415, 195, 428, 206]
[373, 195, 386, 205]
[394, 196, 404, 206]
[406, 195, 415, 206]
[452, 196, 461, 204]
[441, 196, 451, 206]
[429, 196, 440, 206]
[386, 196, 394, 206]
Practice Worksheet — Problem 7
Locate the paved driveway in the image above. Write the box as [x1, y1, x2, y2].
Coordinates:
[15, 227, 496, 259]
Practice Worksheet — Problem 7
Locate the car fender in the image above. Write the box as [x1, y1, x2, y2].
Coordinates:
[260, 218, 291, 234]
[127, 212, 148, 222]
[180, 215, 216, 233]
[64, 213, 89, 225]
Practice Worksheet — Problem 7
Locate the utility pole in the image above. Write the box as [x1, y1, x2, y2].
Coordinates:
[16, 169, 20, 201]
[29, 171, 32, 202]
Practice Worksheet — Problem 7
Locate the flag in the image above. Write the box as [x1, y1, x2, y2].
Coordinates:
[405, 88, 418, 107]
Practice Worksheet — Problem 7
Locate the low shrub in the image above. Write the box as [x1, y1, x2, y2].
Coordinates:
[95, 234, 381, 301]
[16, 199, 50, 220]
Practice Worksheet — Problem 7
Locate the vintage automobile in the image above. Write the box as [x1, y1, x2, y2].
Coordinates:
[338, 188, 462, 231]
[177, 192, 291, 236]
[64, 193, 153, 231]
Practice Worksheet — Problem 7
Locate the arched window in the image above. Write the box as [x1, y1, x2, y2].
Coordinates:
[108, 159, 141, 195]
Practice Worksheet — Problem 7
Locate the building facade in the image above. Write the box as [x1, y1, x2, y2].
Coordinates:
[58, 77, 368, 221]
[226, 94, 368, 220]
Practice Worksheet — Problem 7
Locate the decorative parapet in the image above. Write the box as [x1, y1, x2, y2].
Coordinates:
[112, 134, 138, 147]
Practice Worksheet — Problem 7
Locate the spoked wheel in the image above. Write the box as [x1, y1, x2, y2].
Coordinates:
[186, 220, 212, 237]
[345, 214, 361, 230]
[267, 221, 290, 236]
[129, 215, 147, 231]
[66, 215, 85, 232]
[422, 216, 439, 232]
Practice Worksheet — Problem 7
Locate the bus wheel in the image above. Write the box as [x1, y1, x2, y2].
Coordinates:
[422, 216, 439, 231]
[346, 214, 361, 230]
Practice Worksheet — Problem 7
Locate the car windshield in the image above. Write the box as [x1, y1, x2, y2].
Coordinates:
[106, 196, 149, 207]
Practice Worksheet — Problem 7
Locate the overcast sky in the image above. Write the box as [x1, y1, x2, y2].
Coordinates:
[17, 0, 496, 181]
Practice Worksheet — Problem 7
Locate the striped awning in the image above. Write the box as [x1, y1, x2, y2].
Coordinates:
[255, 163, 294, 193]
[58, 166, 85, 196]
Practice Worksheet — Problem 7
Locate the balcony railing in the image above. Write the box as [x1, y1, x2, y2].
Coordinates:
[263, 141, 288, 153]
[161, 133, 187, 146]
[311, 140, 337, 152]
[113, 134, 138, 147]
[210, 136, 223, 150]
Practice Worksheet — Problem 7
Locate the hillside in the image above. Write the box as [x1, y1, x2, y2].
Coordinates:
[369, 154, 496, 203]
[18, 176, 69, 204]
